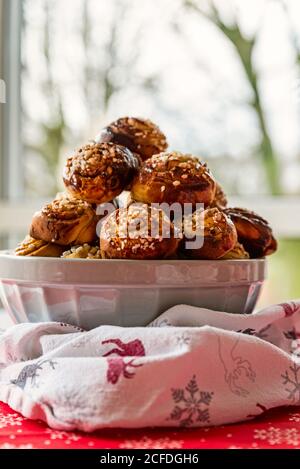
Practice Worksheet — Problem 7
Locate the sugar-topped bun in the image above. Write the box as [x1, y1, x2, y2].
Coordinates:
[210, 182, 227, 210]
[30, 196, 98, 246]
[15, 236, 65, 257]
[63, 142, 139, 204]
[224, 207, 277, 258]
[96, 117, 167, 162]
[221, 241, 249, 260]
[100, 204, 179, 259]
[131, 152, 216, 208]
[182, 207, 237, 259]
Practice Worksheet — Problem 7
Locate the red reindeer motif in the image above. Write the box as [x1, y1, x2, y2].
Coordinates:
[106, 358, 143, 384]
[280, 302, 299, 317]
[101, 338, 146, 384]
[101, 338, 146, 357]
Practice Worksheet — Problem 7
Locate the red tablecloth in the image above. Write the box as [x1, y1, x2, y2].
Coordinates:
[0, 402, 300, 449]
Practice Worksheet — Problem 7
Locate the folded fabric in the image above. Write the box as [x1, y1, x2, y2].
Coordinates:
[0, 301, 299, 431]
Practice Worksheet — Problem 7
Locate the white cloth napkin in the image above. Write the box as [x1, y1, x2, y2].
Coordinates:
[0, 301, 300, 431]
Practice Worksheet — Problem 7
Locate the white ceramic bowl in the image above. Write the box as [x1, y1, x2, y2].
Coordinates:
[0, 251, 266, 329]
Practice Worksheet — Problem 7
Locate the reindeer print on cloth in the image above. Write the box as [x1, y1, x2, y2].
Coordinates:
[0, 301, 300, 431]
[217, 336, 256, 397]
[11, 360, 56, 389]
[101, 339, 145, 384]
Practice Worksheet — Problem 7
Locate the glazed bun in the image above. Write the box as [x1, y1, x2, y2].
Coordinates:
[96, 117, 167, 162]
[210, 182, 227, 210]
[182, 207, 237, 259]
[224, 207, 277, 258]
[221, 241, 249, 260]
[30, 196, 98, 246]
[63, 142, 139, 204]
[100, 204, 179, 259]
[15, 236, 65, 257]
[131, 152, 216, 208]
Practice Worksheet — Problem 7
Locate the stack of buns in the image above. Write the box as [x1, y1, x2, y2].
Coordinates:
[15, 116, 277, 260]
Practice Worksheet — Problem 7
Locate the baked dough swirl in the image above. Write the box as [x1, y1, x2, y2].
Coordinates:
[100, 204, 179, 259]
[15, 236, 65, 257]
[30, 196, 98, 246]
[96, 117, 167, 162]
[63, 142, 139, 204]
[131, 152, 216, 207]
[182, 207, 237, 259]
[224, 207, 277, 258]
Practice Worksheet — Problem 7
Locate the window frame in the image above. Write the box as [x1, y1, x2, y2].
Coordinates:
[0, 0, 23, 201]
[0, 0, 300, 244]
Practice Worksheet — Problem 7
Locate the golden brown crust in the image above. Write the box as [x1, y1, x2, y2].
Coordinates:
[224, 207, 277, 258]
[96, 117, 167, 161]
[29, 197, 98, 246]
[15, 236, 65, 257]
[63, 142, 139, 204]
[210, 182, 227, 210]
[131, 152, 216, 208]
[220, 241, 250, 260]
[100, 205, 180, 260]
[182, 207, 237, 259]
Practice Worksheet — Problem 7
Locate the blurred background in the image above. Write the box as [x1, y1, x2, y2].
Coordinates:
[0, 0, 300, 308]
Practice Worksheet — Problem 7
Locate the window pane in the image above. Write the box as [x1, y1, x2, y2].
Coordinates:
[0, 0, 299, 304]
[258, 239, 300, 308]
[21, 0, 300, 197]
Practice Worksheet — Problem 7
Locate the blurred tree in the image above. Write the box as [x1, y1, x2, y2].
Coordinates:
[184, 0, 282, 195]
[280, 0, 300, 66]
[81, 0, 156, 120]
[22, 0, 66, 195]
[22, 0, 157, 197]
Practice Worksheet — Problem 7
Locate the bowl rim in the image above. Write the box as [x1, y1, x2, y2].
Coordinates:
[0, 250, 265, 264]
[0, 250, 267, 286]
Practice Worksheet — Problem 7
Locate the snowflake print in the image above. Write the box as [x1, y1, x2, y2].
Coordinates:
[281, 363, 300, 403]
[0, 410, 25, 429]
[176, 333, 191, 346]
[168, 375, 213, 427]
[254, 427, 300, 446]
[149, 318, 172, 327]
[44, 428, 81, 444]
[289, 412, 300, 423]
[119, 436, 183, 449]
[0, 443, 33, 449]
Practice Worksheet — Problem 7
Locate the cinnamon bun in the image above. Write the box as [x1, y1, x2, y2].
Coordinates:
[224, 207, 277, 258]
[220, 241, 250, 260]
[63, 142, 139, 204]
[96, 117, 167, 162]
[15, 236, 65, 257]
[131, 152, 216, 208]
[182, 207, 237, 259]
[30, 196, 98, 246]
[210, 182, 227, 210]
[100, 204, 179, 259]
